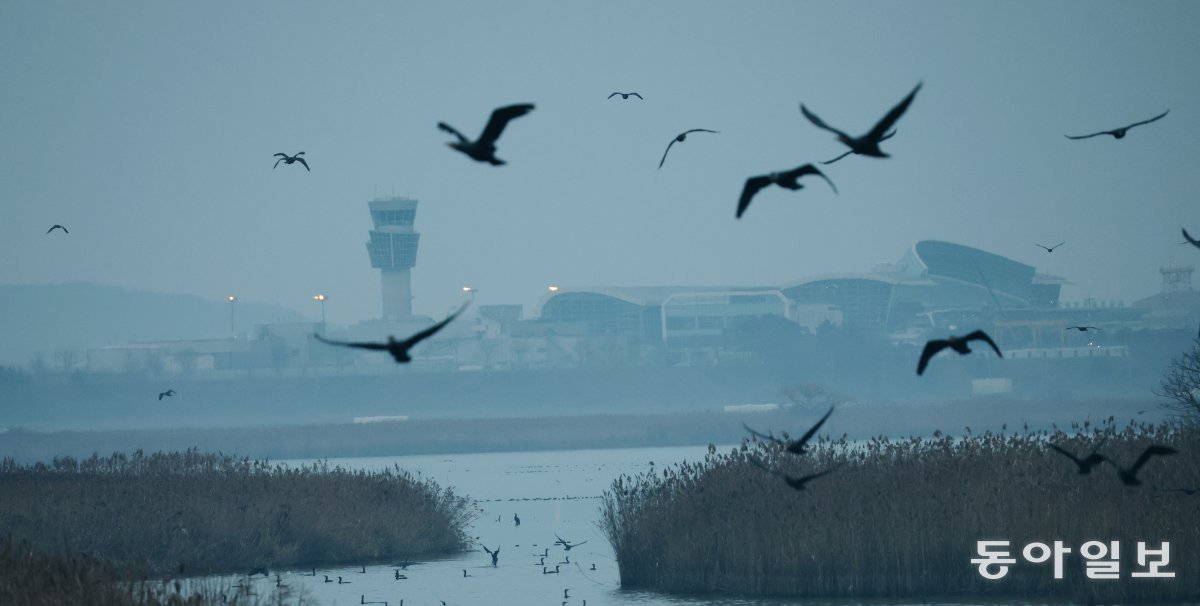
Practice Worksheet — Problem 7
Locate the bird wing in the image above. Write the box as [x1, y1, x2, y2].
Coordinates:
[1182, 228, 1200, 249]
[799, 104, 851, 140]
[159, 392, 165, 400]
[821, 150, 854, 165]
[631, 92, 643, 99]
[400, 301, 470, 349]
[785, 164, 838, 194]
[1064, 130, 1108, 140]
[683, 128, 718, 135]
[736, 176, 774, 218]
[296, 157, 310, 171]
[437, 122, 469, 144]
[866, 82, 922, 143]
[742, 423, 785, 447]
[480, 544, 494, 555]
[794, 405, 834, 448]
[658, 138, 678, 169]
[273, 157, 284, 169]
[1035, 244, 1051, 251]
[312, 333, 389, 351]
[1129, 445, 1178, 475]
[1123, 109, 1169, 131]
[273, 153, 288, 158]
[964, 330, 1003, 358]
[916, 339, 949, 375]
[479, 103, 535, 144]
[792, 464, 842, 486]
[607, 92, 619, 99]
[1047, 443, 1084, 466]
[1052, 241, 1066, 249]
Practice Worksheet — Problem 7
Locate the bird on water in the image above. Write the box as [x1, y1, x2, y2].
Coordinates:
[439, 103, 535, 165]
[314, 302, 469, 363]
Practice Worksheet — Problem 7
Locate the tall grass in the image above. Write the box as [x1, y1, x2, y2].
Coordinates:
[0, 450, 475, 576]
[601, 421, 1200, 602]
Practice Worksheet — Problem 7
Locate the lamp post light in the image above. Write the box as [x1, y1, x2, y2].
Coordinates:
[313, 294, 327, 328]
[226, 295, 237, 334]
[462, 286, 475, 298]
[548, 285, 559, 293]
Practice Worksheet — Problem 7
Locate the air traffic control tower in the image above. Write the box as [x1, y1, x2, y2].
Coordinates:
[366, 197, 420, 320]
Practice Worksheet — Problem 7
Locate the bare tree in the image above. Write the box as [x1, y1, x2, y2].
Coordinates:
[1157, 337, 1200, 422]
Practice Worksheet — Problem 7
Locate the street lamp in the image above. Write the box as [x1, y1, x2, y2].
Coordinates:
[313, 294, 327, 327]
[462, 286, 475, 298]
[226, 295, 237, 335]
[548, 285, 559, 292]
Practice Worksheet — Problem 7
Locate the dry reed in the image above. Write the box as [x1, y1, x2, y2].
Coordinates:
[601, 420, 1200, 602]
[0, 450, 475, 577]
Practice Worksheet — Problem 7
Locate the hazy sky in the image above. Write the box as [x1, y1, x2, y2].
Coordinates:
[2, 1, 1198, 326]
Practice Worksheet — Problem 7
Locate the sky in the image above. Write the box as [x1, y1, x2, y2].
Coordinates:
[2, 1, 1198, 327]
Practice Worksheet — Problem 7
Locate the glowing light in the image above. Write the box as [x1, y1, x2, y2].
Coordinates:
[548, 285, 559, 292]
[226, 295, 237, 302]
[313, 294, 326, 302]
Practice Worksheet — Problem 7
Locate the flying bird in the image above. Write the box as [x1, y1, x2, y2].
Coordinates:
[438, 103, 535, 165]
[743, 406, 834, 455]
[314, 302, 469, 363]
[736, 164, 837, 219]
[273, 152, 309, 171]
[481, 544, 500, 567]
[158, 389, 175, 401]
[607, 92, 643, 100]
[916, 330, 1003, 376]
[46, 225, 68, 234]
[801, 82, 921, 158]
[1047, 441, 1106, 475]
[1182, 228, 1200, 249]
[748, 456, 841, 491]
[1101, 445, 1177, 486]
[1036, 241, 1066, 253]
[658, 129, 719, 169]
[1065, 326, 1100, 332]
[554, 534, 587, 550]
[1064, 110, 1168, 140]
[821, 130, 897, 164]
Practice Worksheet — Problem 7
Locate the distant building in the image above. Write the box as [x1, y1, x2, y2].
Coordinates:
[365, 197, 420, 320]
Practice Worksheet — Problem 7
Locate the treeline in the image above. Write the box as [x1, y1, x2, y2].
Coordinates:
[601, 421, 1200, 602]
[0, 450, 475, 577]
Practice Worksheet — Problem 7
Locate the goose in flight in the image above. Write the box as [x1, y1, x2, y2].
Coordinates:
[1101, 445, 1177, 486]
[736, 164, 837, 218]
[314, 302, 469, 363]
[158, 389, 175, 401]
[1047, 441, 1106, 474]
[658, 129, 719, 169]
[439, 103, 535, 165]
[1065, 110, 1168, 140]
[608, 92, 642, 100]
[743, 406, 834, 455]
[917, 330, 1003, 376]
[801, 82, 921, 158]
[748, 456, 841, 491]
[273, 152, 309, 171]
[1035, 241, 1065, 253]
[46, 224, 68, 234]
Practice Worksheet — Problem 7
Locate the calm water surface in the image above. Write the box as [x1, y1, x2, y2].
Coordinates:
[213, 445, 981, 606]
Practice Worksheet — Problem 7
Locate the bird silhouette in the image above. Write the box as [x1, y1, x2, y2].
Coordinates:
[801, 82, 921, 158]
[46, 224, 68, 234]
[748, 456, 841, 491]
[1183, 228, 1200, 250]
[820, 130, 897, 164]
[1065, 326, 1100, 332]
[338, 576, 350, 584]
[462, 569, 469, 578]
[743, 406, 834, 455]
[1101, 445, 1177, 486]
[314, 302, 469, 363]
[1065, 110, 1168, 140]
[1036, 241, 1066, 253]
[481, 544, 500, 567]
[916, 330, 1003, 375]
[554, 534, 587, 550]
[658, 129, 719, 169]
[158, 389, 175, 401]
[323, 575, 332, 583]
[273, 152, 309, 171]
[542, 565, 560, 574]
[1047, 441, 1106, 474]
[607, 92, 642, 100]
[513, 513, 520, 526]
[736, 164, 837, 218]
[439, 103, 535, 165]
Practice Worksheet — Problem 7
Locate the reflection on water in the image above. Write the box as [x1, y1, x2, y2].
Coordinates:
[204, 446, 991, 606]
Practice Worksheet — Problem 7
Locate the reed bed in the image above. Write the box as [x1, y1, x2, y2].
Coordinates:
[601, 420, 1200, 602]
[0, 450, 475, 576]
